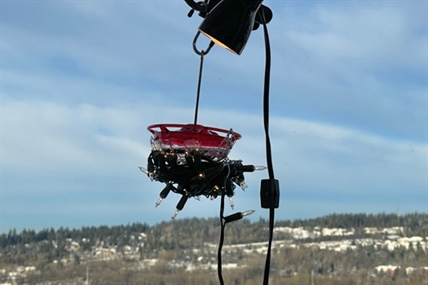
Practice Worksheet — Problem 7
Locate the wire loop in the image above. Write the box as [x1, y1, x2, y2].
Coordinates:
[193, 31, 214, 56]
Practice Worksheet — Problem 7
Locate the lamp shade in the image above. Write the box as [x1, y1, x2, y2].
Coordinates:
[198, 0, 263, 55]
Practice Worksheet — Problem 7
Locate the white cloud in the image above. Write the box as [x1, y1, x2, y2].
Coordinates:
[262, 1, 427, 142]
[2, 98, 426, 231]
[4, 98, 424, 185]
[281, 3, 425, 69]
[2, 99, 146, 174]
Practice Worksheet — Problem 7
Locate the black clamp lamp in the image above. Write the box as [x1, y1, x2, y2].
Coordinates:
[186, 0, 273, 55]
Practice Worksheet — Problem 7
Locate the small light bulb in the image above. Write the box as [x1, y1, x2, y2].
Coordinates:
[242, 210, 255, 217]
[155, 197, 163, 207]
[228, 196, 234, 210]
[197, 172, 205, 179]
[139, 166, 154, 181]
[171, 195, 188, 219]
[157, 184, 174, 206]
[171, 209, 180, 219]
[237, 165, 267, 172]
[254, 166, 267, 171]
[223, 210, 255, 224]
[225, 179, 234, 195]
[138, 166, 148, 175]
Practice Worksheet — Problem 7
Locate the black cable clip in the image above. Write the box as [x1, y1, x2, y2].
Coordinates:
[260, 179, 280, 209]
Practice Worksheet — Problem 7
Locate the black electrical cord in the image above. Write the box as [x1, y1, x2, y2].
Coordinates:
[214, 9, 276, 285]
[261, 14, 274, 181]
[215, 13, 276, 282]
[261, 10, 276, 285]
[217, 192, 226, 285]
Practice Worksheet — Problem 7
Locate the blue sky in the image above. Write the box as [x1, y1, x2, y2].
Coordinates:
[1, 0, 427, 233]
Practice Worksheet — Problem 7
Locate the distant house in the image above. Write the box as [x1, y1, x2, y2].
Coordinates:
[374, 265, 400, 276]
[95, 248, 117, 260]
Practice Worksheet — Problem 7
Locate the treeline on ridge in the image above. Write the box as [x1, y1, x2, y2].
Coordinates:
[2, 212, 426, 250]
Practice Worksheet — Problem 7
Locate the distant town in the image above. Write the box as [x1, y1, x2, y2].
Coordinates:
[1, 212, 427, 285]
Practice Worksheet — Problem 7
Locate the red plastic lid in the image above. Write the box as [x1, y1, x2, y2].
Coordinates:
[147, 123, 241, 150]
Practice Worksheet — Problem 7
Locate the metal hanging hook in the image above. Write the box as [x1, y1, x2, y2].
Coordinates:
[193, 31, 214, 56]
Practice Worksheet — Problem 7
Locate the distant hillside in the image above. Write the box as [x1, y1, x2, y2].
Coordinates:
[1, 212, 427, 285]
